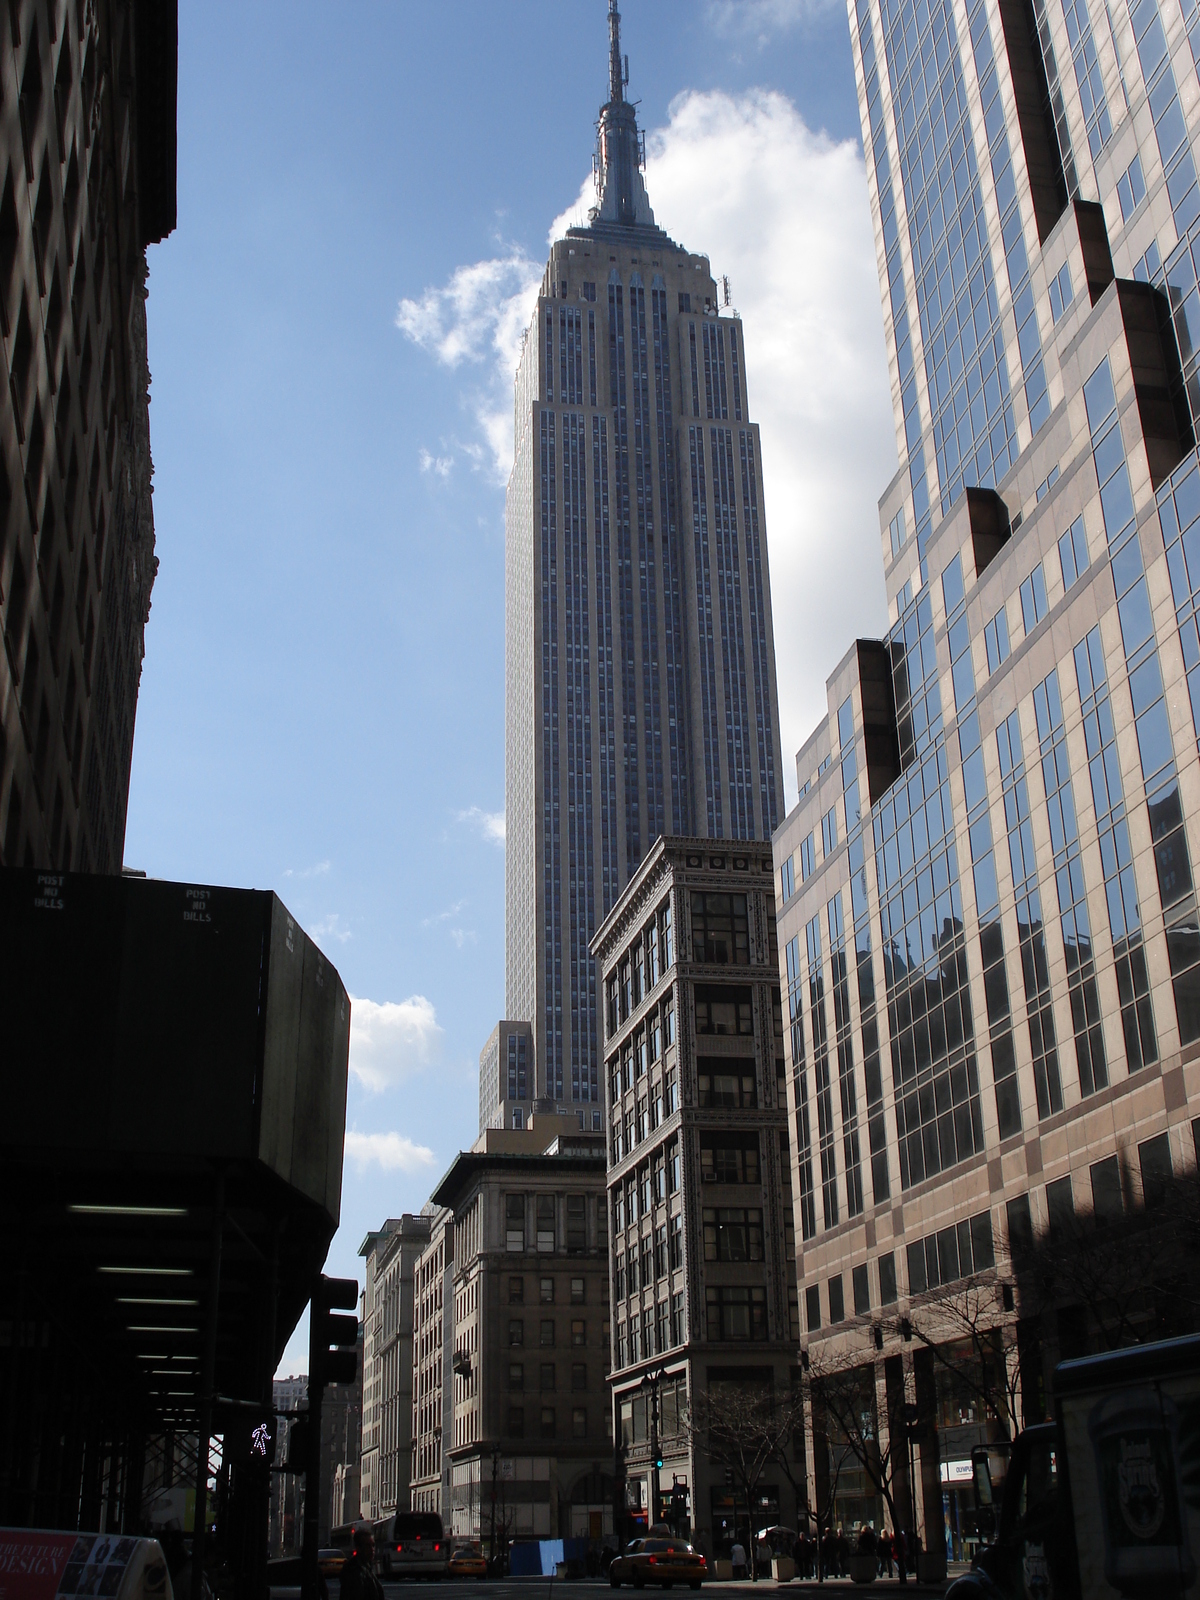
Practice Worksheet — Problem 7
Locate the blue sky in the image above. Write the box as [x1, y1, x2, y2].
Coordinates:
[123, 0, 898, 1374]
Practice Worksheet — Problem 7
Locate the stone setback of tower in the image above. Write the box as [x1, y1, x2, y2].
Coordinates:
[505, 166, 785, 1111]
[769, 0, 1200, 1556]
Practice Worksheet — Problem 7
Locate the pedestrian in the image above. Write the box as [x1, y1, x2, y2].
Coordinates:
[895, 1526, 908, 1587]
[340, 1524, 384, 1600]
[731, 1538, 747, 1579]
[878, 1527, 893, 1577]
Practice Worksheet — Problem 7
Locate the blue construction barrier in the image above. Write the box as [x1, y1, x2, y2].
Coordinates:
[507, 1538, 590, 1576]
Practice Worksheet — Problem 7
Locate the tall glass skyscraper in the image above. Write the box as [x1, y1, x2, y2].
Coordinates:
[504, 3, 784, 1117]
[774, 0, 1200, 1555]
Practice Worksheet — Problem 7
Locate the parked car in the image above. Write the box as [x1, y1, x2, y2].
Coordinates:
[448, 1541, 488, 1579]
[609, 1537, 707, 1589]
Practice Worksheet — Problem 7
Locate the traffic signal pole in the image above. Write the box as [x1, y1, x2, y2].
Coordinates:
[301, 1276, 359, 1600]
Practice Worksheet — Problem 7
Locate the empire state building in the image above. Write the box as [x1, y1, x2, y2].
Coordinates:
[504, 2, 784, 1112]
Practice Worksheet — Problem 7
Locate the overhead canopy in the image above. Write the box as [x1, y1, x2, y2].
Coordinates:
[0, 869, 350, 1524]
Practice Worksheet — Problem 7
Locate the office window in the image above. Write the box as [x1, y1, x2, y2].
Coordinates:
[1117, 154, 1146, 221]
[780, 854, 795, 901]
[536, 1195, 555, 1252]
[889, 506, 906, 557]
[697, 1064, 757, 1107]
[702, 1207, 764, 1262]
[704, 1284, 768, 1341]
[805, 1285, 821, 1332]
[540, 1319, 555, 1347]
[540, 1407, 555, 1439]
[1006, 1194, 1034, 1260]
[1046, 1176, 1075, 1237]
[799, 833, 815, 880]
[1090, 1156, 1123, 1223]
[984, 607, 1010, 673]
[567, 1194, 587, 1253]
[690, 891, 750, 965]
[509, 1319, 524, 1347]
[852, 1264, 870, 1317]
[1139, 1133, 1173, 1208]
[669, 1212, 683, 1270]
[540, 1362, 555, 1392]
[508, 1406, 524, 1437]
[570, 1277, 585, 1304]
[828, 1274, 845, 1323]
[509, 1277, 524, 1303]
[694, 984, 753, 1036]
[878, 1252, 897, 1305]
[1058, 517, 1089, 590]
[571, 1319, 586, 1346]
[540, 1277, 554, 1304]
[1020, 565, 1048, 634]
[1048, 262, 1074, 323]
[572, 1407, 587, 1439]
[509, 1363, 524, 1390]
[821, 806, 838, 858]
[700, 1133, 761, 1184]
[506, 1194, 525, 1252]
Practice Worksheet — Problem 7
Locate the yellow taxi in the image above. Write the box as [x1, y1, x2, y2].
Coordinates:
[448, 1539, 489, 1579]
[609, 1537, 707, 1588]
[317, 1546, 347, 1578]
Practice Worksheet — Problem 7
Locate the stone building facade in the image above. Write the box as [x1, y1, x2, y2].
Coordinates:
[358, 1213, 431, 1523]
[593, 837, 801, 1552]
[0, 0, 176, 872]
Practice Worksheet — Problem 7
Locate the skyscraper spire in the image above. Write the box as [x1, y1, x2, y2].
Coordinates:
[591, 0, 656, 229]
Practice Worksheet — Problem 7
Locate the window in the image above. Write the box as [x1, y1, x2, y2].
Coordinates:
[1090, 1155, 1123, 1223]
[697, 1065, 757, 1107]
[567, 1194, 587, 1252]
[571, 1318, 586, 1347]
[878, 1252, 897, 1305]
[536, 1195, 555, 1252]
[906, 1210, 996, 1292]
[984, 607, 1010, 673]
[654, 1223, 667, 1278]
[670, 1291, 684, 1345]
[509, 1277, 524, 1303]
[669, 1213, 683, 1270]
[661, 903, 673, 969]
[690, 891, 750, 964]
[508, 1406, 524, 1436]
[1048, 262, 1074, 323]
[700, 1134, 761, 1184]
[1006, 1194, 1034, 1260]
[664, 1070, 678, 1114]
[506, 1194, 525, 1252]
[828, 1274, 845, 1323]
[1058, 517, 1089, 590]
[1139, 1133, 1173, 1208]
[1020, 564, 1048, 634]
[694, 984, 753, 1035]
[1036, 465, 1059, 501]
[540, 1362, 555, 1392]
[799, 833, 815, 880]
[821, 806, 838, 858]
[1117, 154, 1146, 221]
[509, 1319, 524, 1347]
[647, 922, 660, 987]
[509, 1363, 524, 1389]
[572, 1407, 587, 1438]
[805, 1285, 820, 1331]
[632, 940, 645, 1004]
[890, 506, 906, 557]
[540, 1407, 556, 1439]
[702, 1207, 764, 1261]
[540, 1319, 555, 1347]
[1046, 1176, 1075, 1237]
[852, 1264, 870, 1317]
[704, 1285, 768, 1341]
[571, 1277, 585, 1304]
[540, 1277, 555, 1303]
[780, 854, 795, 901]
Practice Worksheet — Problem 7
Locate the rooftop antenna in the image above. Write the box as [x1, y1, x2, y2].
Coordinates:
[609, 0, 624, 103]
[722, 275, 732, 308]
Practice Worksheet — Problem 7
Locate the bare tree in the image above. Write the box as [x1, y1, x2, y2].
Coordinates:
[900, 1278, 1019, 1436]
[686, 1379, 780, 1581]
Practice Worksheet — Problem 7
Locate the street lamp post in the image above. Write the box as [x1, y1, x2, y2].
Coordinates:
[490, 1446, 500, 1573]
[641, 1365, 669, 1530]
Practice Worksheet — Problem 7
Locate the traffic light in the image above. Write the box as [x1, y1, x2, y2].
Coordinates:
[655, 1450, 663, 1470]
[285, 1415, 311, 1474]
[310, 1275, 358, 1389]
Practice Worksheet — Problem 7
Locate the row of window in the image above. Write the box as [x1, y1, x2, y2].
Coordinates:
[613, 1214, 683, 1298]
[611, 1143, 682, 1230]
[607, 903, 673, 1036]
[508, 1361, 595, 1392]
[609, 1070, 679, 1162]
[506, 1405, 598, 1441]
[608, 996, 676, 1101]
[615, 1292, 686, 1367]
[504, 1193, 595, 1254]
[507, 1276, 593, 1305]
[507, 1318, 591, 1347]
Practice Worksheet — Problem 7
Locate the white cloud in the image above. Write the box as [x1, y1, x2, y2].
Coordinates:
[349, 994, 443, 1092]
[344, 1129, 437, 1173]
[706, 0, 838, 38]
[419, 447, 455, 478]
[448, 927, 477, 949]
[284, 860, 330, 879]
[456, 805, 506, 847]
[401, 90, 896, 781]
[396, 248, 542, 483]
[308, 912, 351, 946]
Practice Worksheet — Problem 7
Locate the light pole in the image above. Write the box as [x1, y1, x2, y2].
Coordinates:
[641, 1365, 669, 1529]
[490, 1446, 500, 1573]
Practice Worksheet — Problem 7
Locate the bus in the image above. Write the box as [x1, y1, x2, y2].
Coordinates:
[373, 1511, 450, 1580]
